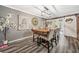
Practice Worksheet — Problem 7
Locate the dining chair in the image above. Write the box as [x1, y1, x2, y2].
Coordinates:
[33, 33, 39, 42]
[39, 28, 60, 53]
[39, 29, 55, 53]
[53, 28, 60, 45]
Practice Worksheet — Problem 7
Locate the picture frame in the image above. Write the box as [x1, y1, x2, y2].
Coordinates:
[9, 14, 17, 30]
[0, 16, 6, 31]
[18, 15, 27, 30]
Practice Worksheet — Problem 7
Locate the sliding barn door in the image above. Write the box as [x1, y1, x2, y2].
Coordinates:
[77, 16, 79, 40]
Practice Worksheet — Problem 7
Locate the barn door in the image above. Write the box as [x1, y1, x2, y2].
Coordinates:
[77, 15, 79, 40]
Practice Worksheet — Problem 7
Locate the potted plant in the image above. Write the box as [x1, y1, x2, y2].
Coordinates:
[0, 14, 10, 48]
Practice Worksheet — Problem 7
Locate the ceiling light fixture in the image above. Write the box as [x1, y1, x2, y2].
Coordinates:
[34, 6, 52, 19]
[44, 6, 49, 10]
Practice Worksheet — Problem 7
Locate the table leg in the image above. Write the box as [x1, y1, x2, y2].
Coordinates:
[37, 36, 41, 46]
[33, 33, 35, 42]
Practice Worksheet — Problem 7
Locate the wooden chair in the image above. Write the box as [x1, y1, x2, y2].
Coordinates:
[39, 28, 60, 53]
[53, 28, 60, 44]
[39, 29, 55, 53]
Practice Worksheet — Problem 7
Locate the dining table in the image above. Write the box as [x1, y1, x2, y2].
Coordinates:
[32, 28, 50, 42]
[32, 28, 52, 52]
[31, 28, 59, 53]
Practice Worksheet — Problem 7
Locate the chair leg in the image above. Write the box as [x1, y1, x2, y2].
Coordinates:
[51, 39, 53, 48]
[55, 40, 57, 45]
[47, 41, 50, 53]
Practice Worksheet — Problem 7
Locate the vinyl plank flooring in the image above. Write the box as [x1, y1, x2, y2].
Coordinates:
[0, 36, 79, 53]
[32, 46, 44, 53]
[20, 44, 37, 53]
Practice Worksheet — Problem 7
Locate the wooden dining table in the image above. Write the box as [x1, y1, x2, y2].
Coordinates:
[32, 28, 50, 42]
[32, 29, 56, 53]
[32, 29, 57, 53]
[32, 28, 53, 53]
[32, 28, 49, 33]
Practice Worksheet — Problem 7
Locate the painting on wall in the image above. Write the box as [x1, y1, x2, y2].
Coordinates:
[18, 15, 27, 30]
[9, 14, 17, 30]
[0, 16, 6, 31]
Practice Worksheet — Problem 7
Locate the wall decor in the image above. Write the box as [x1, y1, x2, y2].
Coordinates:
[18, 15, 27, 30]
[32, 17, 38, 26]
[8, 14, 17, 30]
[9, 21, 17, 29]
[65, 18, 73, 23]
[0, 17, 6, 31]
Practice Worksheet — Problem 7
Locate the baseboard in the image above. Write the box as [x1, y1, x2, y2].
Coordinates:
[8, 35, 33, 43]
[65, 35, 77, 39]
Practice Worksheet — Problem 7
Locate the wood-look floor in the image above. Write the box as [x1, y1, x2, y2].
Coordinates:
[0, 36, 79, 53]
[52, 36, 79, 53]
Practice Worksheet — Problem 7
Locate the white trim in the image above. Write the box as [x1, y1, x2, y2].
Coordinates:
[8, 35, 33, 43]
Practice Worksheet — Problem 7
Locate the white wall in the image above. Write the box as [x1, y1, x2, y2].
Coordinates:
[64, 16, 77, 37]
[46, 15, 77, 38]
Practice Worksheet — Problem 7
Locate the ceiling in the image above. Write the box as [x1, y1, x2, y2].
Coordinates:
[4, 5, 79, 19]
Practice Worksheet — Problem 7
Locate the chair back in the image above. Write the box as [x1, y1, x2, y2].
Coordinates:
[54, 28, 60, 40]
[47, 29, 54, 41]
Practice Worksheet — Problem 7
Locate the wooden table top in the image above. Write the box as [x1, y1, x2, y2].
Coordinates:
[32, 29, 49, 33]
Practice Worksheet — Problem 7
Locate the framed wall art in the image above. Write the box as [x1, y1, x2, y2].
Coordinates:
[0, 16, 6, 31]
[18, 15, 27, 30]
[9, 14, 17, 30]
